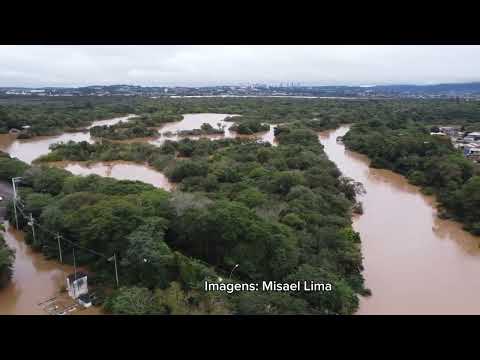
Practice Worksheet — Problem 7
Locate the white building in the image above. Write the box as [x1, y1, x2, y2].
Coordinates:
[467, 132, 480, 140]
[66, 272, 89, 299]
[439, 126, 459, 136]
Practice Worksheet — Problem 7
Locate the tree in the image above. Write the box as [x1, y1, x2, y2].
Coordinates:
[0, 153, 29, 181]
[286, 264, 359, 315]
[153, 282, 189, 315]
[121, 217, 174, 288]
[234, 187, 266, 208]
[271, 171, 305, 195]
[0, 233, 14, 288]
[281, 213, 306, 230]
[233, 292, 311, 315]
[104, 287, 156, 315]
[23, 166, 70, 195]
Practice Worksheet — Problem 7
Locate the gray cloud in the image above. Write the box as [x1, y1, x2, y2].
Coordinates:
[0, 45, 479, 87]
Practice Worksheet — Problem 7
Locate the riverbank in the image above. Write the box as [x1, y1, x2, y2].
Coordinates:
[319, 126, 480, 314]
[342, 121, 480, 236]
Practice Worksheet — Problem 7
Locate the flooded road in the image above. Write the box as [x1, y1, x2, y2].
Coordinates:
[0, 223, 102, 315]
[319, 126, 480, 314]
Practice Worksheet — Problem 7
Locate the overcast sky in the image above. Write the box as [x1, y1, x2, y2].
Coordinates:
[1, 45, 479, 87]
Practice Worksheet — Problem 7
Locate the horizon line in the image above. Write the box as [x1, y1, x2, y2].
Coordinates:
[3, 81, 480, 89]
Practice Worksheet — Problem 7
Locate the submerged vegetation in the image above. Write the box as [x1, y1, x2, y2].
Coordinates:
[176, 123, 225, 136]
[5, 120, 367, 314]
[90, 122, 158, 140]
[4, 96, 480, 313]
[227, 116, 270, 134]
[89, 112, 184, 140]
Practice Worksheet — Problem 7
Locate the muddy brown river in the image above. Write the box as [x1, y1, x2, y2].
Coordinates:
[319, 126, 480, 315]
[0, 115, 135, 164]
[3, 115, 479, 314]
[149, 113, 276, 146]
[0, 113, 274, 314]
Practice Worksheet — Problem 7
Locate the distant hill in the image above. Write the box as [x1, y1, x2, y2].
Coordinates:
[371, 82, 480, 94]
[2, 82, 480, 98]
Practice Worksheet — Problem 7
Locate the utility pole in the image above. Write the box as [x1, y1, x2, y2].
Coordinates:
[11, 178, 19, 230]
[107, 253, 120, 288]
[28, 213, 37, 246]
[56, 233, 63, 263]
[113, 253, 119, 288]
[73, 247, 77, 298]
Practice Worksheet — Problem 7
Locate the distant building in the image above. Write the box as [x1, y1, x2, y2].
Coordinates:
[439, 126, 459, 136]
[467, 147, 480, 155]
[463, 144, 480, 156]
[467, 132, 480, 140]
[66, 272, 89, 299]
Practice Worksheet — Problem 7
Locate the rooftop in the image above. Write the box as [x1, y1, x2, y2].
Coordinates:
[67, 272, 88, 283]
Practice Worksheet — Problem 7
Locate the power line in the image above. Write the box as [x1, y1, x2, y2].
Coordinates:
[13, 200, 109, 260]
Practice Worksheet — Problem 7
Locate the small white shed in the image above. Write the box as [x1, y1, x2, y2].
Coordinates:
[66, 272, 89, 299]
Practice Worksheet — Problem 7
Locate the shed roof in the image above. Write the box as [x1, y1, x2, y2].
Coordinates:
[67, 272, 88, 283]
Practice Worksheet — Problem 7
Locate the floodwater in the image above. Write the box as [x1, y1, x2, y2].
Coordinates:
[0, 114, 276, 165]
[0, 115, 135, 164]
[149, 113, 276, 146]
[0, 223, 102, 315]
[319, 125, 480, 314]
[0, 113, 276, 314]
[57, 161, 174, 191]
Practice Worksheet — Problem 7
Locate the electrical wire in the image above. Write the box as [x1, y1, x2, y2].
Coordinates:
[13, 199, 110, 260]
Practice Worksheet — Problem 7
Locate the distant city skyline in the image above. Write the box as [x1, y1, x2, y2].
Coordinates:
[4, 81, 480, 89]
[1, 45, 480, 87]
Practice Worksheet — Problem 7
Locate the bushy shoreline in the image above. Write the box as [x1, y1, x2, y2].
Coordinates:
[7, 124, 367, 314]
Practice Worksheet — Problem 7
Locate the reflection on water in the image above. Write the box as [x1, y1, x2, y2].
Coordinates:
[0, 113, 279, 314]
[0, 114, 277, 165]
[319, 126, 480, 315]
[0, 115, 134, 164]
[149, 113, 277, 146]
[58, 161, 174, 191]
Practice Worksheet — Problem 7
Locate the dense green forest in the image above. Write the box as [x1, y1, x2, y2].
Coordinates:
[0, 98, 129, 136]
[0, 225, 14, 288]
[6, 123, 367, 314]
[3, 96, 480, 137]
[4, 96, 480, 313]
[343, 121, 480, 235]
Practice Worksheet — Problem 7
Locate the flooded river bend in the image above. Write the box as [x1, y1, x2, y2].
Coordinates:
[319, 126, 480, 315]
[4, 116, 480, 314]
